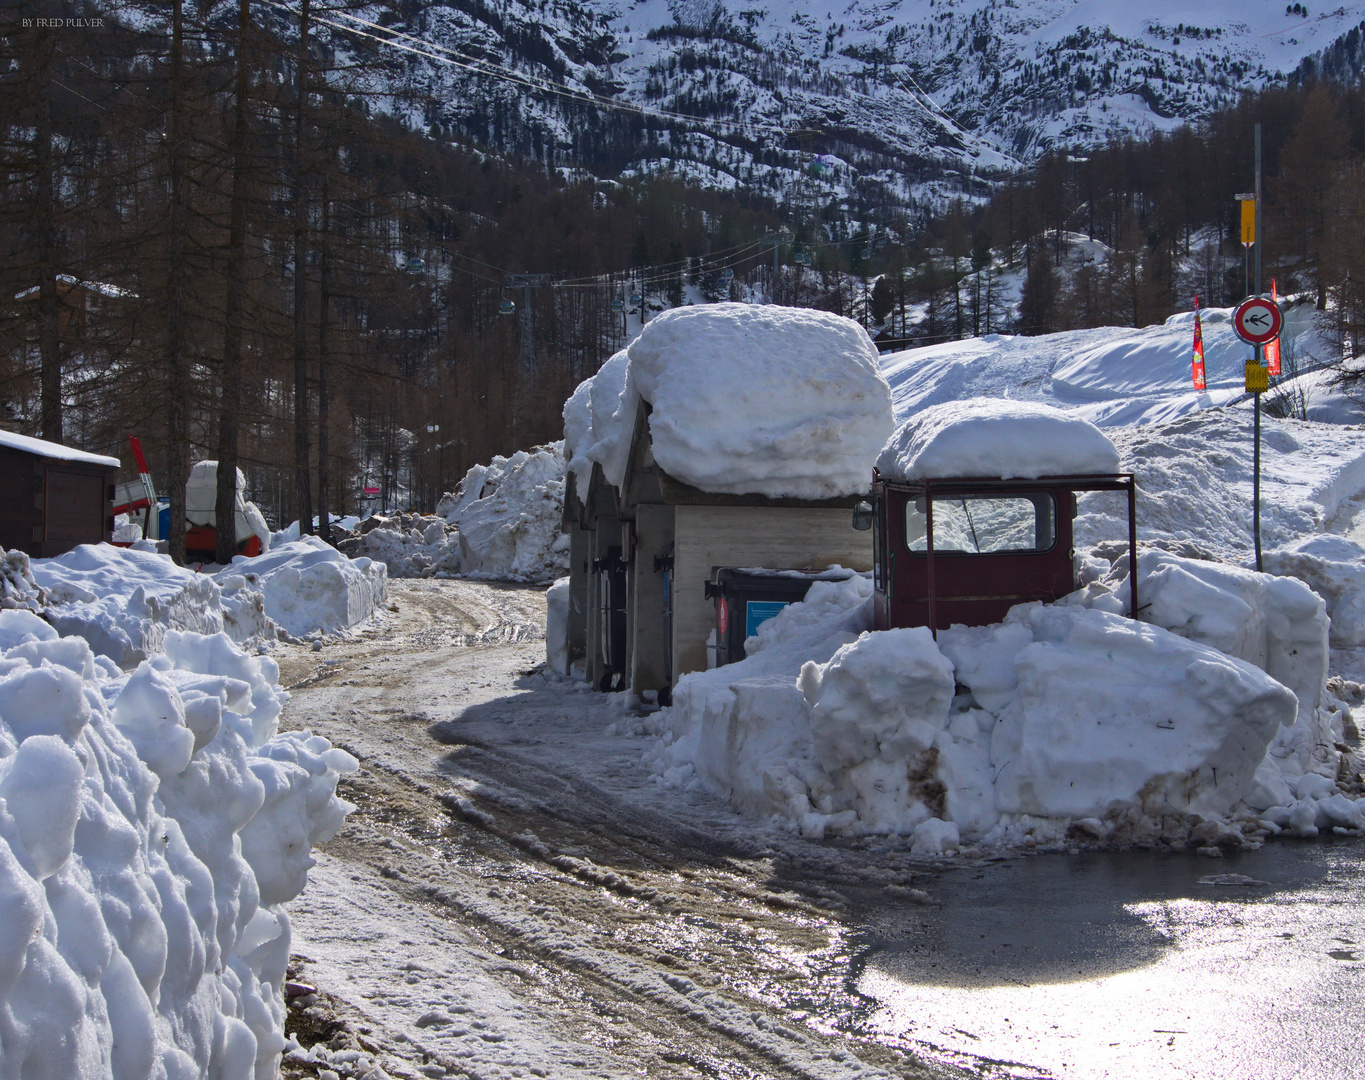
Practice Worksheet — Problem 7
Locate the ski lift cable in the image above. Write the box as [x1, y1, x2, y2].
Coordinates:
[262, 0, 785, 139]
[552, 238, 771, 289]
[316, 3, 789, 136]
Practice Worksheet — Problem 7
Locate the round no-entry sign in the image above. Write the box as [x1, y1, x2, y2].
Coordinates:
[1233, 297, 1283, 345]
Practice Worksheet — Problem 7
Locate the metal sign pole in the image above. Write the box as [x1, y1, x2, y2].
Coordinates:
[1253, 123, 1263, 572]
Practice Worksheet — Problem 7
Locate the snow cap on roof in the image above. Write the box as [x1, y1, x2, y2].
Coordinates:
[0, 429, 119, 468]
[624, 303, 893, 499]
[877, 398, 1120, 481]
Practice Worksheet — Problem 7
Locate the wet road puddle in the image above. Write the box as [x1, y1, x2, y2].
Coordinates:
[848, 842, 1365, 1079]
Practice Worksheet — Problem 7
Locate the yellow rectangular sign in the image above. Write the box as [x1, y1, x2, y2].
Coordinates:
[1241, 199, 1256, 245]
[1246, 362, 1268, 393]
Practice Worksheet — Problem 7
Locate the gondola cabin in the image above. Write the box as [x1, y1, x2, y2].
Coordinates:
[864, 401, 1138, 632]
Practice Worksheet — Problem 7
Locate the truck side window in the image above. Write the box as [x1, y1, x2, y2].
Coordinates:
[906, 493, 1056, 555]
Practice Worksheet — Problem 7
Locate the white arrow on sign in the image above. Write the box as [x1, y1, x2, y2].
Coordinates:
[1233, 297, 1283, 346]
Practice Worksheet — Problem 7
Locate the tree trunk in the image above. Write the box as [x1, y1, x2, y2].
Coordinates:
[35, 21, 61, 443]
[317, 172, 332, 544]
[293, 0, 313, 535]
[215, 0, 251, 565]
[166, 0, 190, 564]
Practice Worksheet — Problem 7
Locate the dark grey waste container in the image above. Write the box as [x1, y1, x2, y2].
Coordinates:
[704, 566, 857, 667]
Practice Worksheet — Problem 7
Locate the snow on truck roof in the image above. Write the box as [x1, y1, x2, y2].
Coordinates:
[876, 397, 1121, 482]
[0, 429, 120, 468]
[565, 303, 894, 501]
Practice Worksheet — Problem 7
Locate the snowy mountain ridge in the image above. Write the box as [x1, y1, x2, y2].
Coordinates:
[128, 0, 1365, 213]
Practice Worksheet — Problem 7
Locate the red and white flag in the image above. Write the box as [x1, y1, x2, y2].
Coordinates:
[1265, 277, 1282, 377]
[1192, 296, 1207, 392]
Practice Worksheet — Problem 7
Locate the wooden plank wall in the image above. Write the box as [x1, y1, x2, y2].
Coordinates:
[671, 505, 874, 678]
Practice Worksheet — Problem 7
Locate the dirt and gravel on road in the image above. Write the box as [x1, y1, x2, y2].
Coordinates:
[274, 579, 991, 1080]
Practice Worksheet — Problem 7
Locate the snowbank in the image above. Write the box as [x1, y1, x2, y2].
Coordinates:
[646, 555, 1351, 851]
[218, 536, 387, 639]
[876, 398, 1120, 481]
[623, 304, 893, 498]
[32, 544, 273, 666]
[1074, 409, 1365, 562]
[1263, 534, 1365, 647]
[438, 444, 569, 582]
[0, 609, 355, 1079]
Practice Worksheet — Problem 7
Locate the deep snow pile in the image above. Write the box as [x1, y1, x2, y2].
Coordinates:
[1074, 409, 1365, 563]
[879, 299, 1338, 429]
[216, 536, 387, 639]
[335, 511, 462, 578]
[0, 607, 355, 1079]
[567, 304, 893, 499]
[328, 445, 569, 582]
[436, 444, 569, 582]
[1264, 534, 1365, 648]
[32, 544, 272, 666]
[646, 552, 1356, 852]
[877, 398, 1120, 481]
[641, 405, 1360, 854]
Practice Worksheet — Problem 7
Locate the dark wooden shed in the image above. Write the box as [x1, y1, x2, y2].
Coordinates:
[0, 431, 119, 557]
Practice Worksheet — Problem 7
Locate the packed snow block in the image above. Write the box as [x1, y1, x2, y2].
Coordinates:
[696, 676, 822, 825]
[1263, 534, 1365, 647]
[877, 397, 1119, 481]
[217, 536, 386, 638]
[450, 445, 569, 581]
[954, 605, 1299, 819]
[623, 303, 893, 499]
[545, 577, 570, 675]
[798, 628, 962, 834]
[799, 627, 955, 770]
[1111, 550, 1328, 721]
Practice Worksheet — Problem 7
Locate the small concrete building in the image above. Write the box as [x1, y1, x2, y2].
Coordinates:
[560, 303, 893, 698]
[0, 431, 119, 557]
[561, 462, 625, 689]
[617, 401, 872, 698]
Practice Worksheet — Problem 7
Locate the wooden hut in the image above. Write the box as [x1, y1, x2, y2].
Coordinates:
[0, 431, 119, 557]
[607, 400, 873, 699]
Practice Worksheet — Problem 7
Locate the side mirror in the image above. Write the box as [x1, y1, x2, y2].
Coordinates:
[852, 500, 874, 531]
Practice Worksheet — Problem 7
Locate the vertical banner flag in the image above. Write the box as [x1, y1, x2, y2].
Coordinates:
[1265, 277, 1282, 377]
[1192, 295, 1207, 391]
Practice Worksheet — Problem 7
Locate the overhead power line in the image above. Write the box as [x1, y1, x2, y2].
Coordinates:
[259, 0, 787, 138]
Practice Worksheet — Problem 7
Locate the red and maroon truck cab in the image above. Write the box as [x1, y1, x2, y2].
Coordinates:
[865, 470, 1138, 632]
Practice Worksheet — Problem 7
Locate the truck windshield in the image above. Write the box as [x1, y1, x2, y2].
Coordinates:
[906, 493, 1055, 554]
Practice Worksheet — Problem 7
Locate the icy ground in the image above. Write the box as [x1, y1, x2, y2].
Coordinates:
[277, 580, 977, 1080]
[279, 579, 1365, 1080]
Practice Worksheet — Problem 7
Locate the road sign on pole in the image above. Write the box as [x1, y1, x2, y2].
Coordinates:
[1239, 197, 1256, 245]
[1233, 297, 1282, 345]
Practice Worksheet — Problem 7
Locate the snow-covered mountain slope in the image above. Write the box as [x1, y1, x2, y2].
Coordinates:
[136, 0, 1365, 212]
